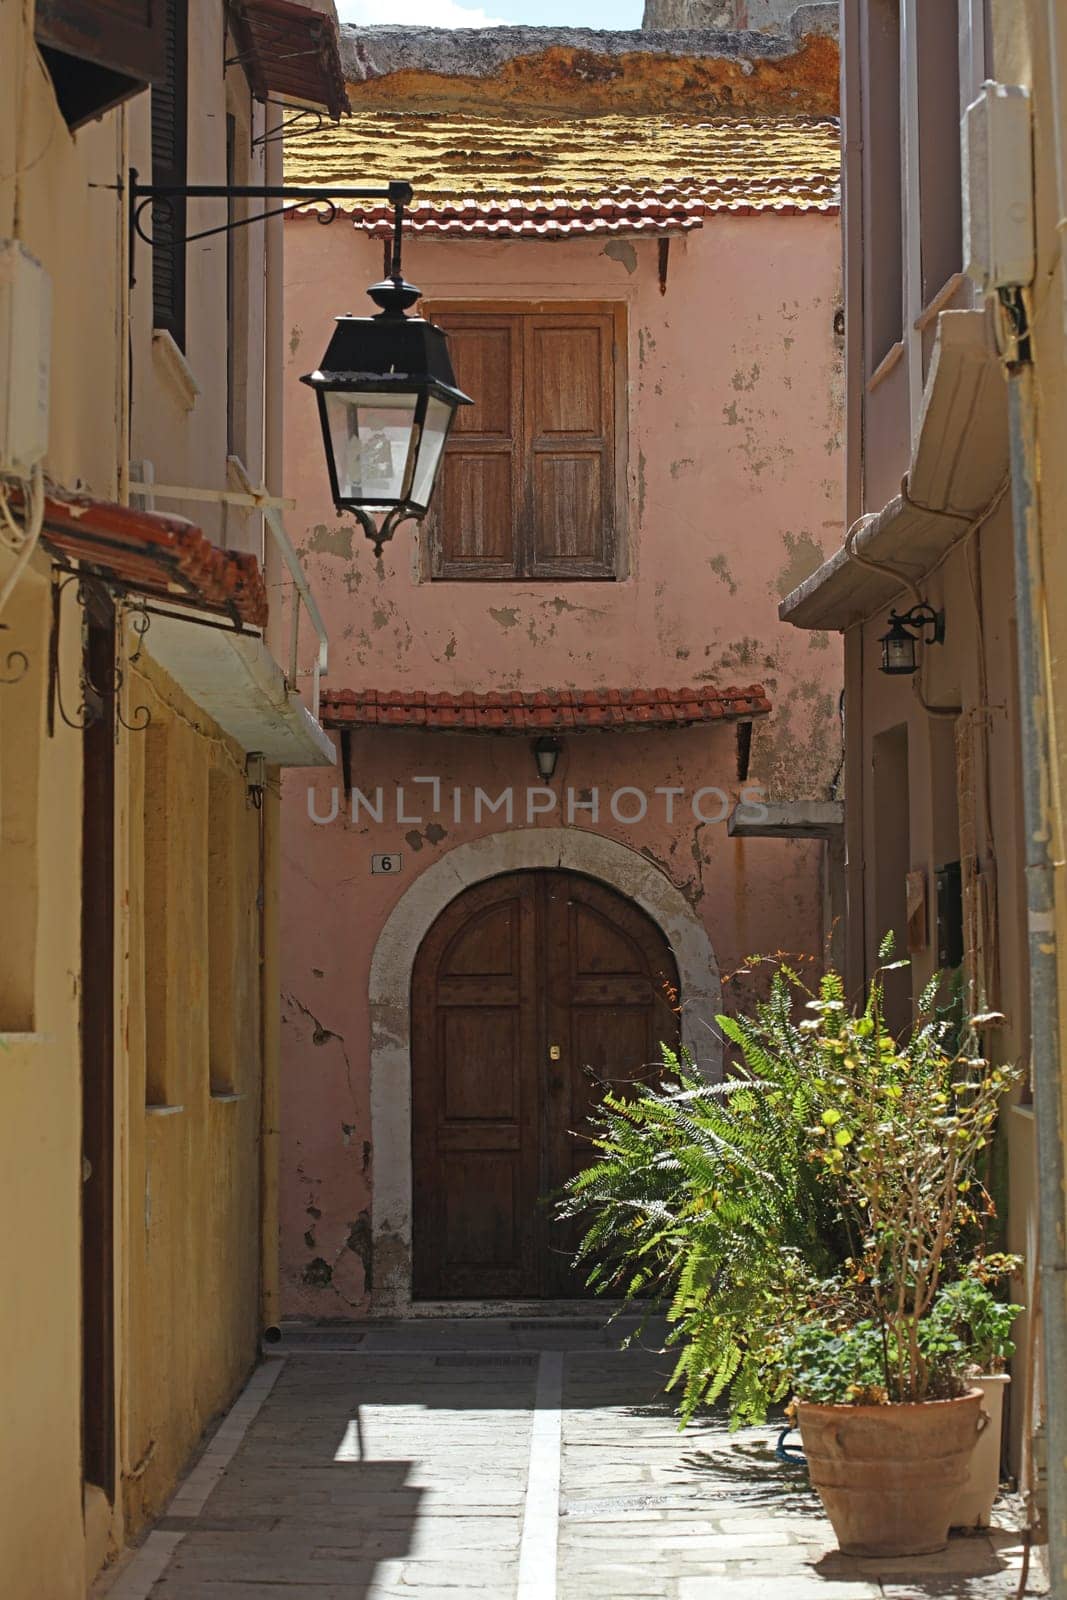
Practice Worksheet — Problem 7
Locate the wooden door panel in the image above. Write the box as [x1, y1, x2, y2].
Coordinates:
[542, 873, 679, 1295]
[442, 1155, 519, 1264]
[412, 876, 538, 1299]
[442, 1009, 520, 1121]
[440, 899, 520, 977]
[411, 870, 679, 1299]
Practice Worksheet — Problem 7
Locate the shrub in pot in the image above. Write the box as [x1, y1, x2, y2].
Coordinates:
[559, 948, 1020, 1554]
[777, 963, 1020, 1556]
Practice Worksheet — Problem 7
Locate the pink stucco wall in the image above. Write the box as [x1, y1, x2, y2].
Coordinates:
[280, 214, 844, 1315]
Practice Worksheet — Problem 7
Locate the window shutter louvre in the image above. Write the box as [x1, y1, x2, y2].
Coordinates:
[525, 314, 615, 578]
[433, 317, 522, 579]
[150, 0, 188, 349]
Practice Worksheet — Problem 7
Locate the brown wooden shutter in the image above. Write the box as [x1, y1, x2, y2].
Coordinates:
[150, 0, 188, 349]
[35, 0, 167, 128]
[525, 313, 615, 578]
[432, 315, 522, 579]
[428, 305, 619, 581]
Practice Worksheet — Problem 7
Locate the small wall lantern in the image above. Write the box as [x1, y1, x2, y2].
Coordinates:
[879, 604, 945, 676]
[301, 273, 472, 557]
[533, 736, 562, 781]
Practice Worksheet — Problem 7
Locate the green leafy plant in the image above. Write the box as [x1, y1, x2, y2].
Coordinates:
[559, 945, 1021, 1424]
[925, 1260, 1024, 1374]
[790, 953, 1020, 1403]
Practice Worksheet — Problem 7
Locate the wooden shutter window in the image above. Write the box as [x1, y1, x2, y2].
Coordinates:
[150, 0, 188, 350]
[35, 0, 167, 130]
[432, 317, 522, 579]
[430, 306, 619, 582]
[526, 314, 615, 579]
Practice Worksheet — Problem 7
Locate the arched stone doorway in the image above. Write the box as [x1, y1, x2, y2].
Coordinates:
[368, 827, 721, 1310]
[411, 870, 681, 1300]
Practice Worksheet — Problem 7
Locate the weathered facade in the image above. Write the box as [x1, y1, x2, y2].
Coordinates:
[0, 3, 339, 1593]
[279, 20, 844, 1316]
[779, 0, 1067, 1582]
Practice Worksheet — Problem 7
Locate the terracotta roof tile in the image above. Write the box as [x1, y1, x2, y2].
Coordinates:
[320, 685, 771, 732]
[34, 491, 268, 628]
[285, 111, 839, 236]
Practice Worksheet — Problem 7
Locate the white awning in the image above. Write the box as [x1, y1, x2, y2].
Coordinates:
[144, 615, 336, 768]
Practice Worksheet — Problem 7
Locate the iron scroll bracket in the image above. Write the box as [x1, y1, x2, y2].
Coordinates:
[128, 171, 413, 286]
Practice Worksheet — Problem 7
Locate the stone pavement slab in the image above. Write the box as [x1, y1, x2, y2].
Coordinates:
[93, 1318, 1043, 1600]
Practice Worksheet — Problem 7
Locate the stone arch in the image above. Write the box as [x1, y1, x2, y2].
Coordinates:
[367, 827, 721, 1309]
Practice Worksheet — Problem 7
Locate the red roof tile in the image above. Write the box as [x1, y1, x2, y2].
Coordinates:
[286, 111, 840, 237]
[320, 685, 771, 732]
[34, 491, 268, 628]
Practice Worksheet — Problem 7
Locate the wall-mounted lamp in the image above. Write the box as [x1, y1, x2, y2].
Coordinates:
[533, 736, 562, 781]
[879, 604, 945, 676]
[246, 751, 267, 809]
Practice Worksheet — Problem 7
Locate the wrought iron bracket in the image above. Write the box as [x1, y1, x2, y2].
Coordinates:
[128, 170, 413, 285]
[47, 571, 153, 738]
[250, 101, 331, 147]
[348, 506, 422, 560]
[0, 622, 29, 686]
[888, 602, 946, 647]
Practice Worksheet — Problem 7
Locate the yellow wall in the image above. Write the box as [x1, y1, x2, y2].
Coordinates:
[0, 555, 88, 1600]
[0, 5, 278, 1593]
[993, 0, 1067, 1560]
[120, 652, 266, 1534]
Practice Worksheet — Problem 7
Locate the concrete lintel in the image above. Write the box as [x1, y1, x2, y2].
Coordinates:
[728, 799, 842, 838]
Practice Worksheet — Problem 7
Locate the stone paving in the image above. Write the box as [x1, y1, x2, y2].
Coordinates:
[99, 1317, 1042, 1600]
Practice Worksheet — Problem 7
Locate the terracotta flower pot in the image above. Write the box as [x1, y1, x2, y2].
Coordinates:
[797, 1388, 986, 1557]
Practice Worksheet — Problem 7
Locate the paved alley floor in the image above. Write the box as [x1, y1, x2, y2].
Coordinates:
[101, 1317, 1040, 1600]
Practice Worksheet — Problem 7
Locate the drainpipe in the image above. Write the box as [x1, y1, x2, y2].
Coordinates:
[259, 102, 284, 1343]
[1006, 357, 1067, 1592]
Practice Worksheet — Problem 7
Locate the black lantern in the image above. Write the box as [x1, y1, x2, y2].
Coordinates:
[533, 736, 562, 781]
[301, 274, 471, 556]
[879, 604, 945, 676]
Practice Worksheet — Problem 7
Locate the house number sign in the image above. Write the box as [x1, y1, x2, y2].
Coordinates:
[371, 853, 403, 874]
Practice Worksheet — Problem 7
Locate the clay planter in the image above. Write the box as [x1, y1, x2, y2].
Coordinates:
[950, 1374, 1010, 1529]
[797, 1388, 986, 1557]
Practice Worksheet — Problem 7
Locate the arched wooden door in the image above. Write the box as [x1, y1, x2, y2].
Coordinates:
[411, 870, 680, 1299]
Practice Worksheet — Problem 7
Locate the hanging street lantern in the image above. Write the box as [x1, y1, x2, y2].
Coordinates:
[878, 604, 945, 676]
[127, 176, 470, 558]
[301, 210, 472, 556]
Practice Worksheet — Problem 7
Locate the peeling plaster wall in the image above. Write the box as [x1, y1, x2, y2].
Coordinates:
[280, 212, 843, 1316]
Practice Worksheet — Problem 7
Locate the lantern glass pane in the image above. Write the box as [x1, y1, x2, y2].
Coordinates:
[882, 633, 915, 674]
[324, 390, 419, 506]
[410, 396, 455, 511]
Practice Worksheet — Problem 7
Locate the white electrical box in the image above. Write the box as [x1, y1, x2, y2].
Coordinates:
[0, 239, 51, 477]
[962, 82, 1035, 293]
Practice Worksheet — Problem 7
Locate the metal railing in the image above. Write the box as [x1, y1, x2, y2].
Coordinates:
[128, 458, 329, 721]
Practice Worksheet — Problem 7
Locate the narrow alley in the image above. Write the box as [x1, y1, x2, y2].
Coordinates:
[98, 1320, 1033, 1600]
